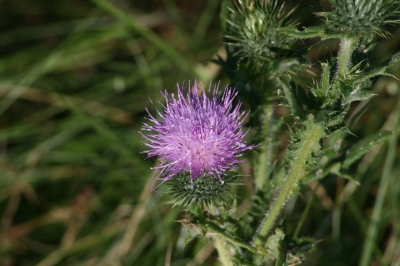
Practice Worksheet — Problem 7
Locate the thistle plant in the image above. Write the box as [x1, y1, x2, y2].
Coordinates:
[3, 0, 400, 265]
[141, 0, 400, 265]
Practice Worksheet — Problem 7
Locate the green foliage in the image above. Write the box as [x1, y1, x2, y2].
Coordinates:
[307, 130, 392, 183]
[342, 131, 391, 169]
[219, 0, 400, 264]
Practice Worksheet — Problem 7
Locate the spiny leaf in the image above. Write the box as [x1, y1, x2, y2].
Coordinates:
[278, 26, 327, 39]
[177, 219, 205, 246]
[346, 89, 376, 103]
[342, 131, 391, 169]
[283, 236, 317, 261]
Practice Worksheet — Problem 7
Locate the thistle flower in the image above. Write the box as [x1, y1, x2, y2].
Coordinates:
[140, 81, 254, 188]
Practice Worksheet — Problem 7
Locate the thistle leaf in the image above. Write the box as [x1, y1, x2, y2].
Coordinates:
[346, 89, 376, 103]
[278, 25, 327, 39]
[342, 131, 391, 169]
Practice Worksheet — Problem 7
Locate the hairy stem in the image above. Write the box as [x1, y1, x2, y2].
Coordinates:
[255, 104, 274, 190]
[252, 123, 324, 247]
[215, 237, 233, 266]
[336, 37, 356, 80]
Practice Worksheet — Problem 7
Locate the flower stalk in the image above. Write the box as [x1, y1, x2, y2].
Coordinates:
[254, 103, 274, 190]
[215, 236, 234, 266]
[336, 37, 356, 80]
[252, 122, 324, 247]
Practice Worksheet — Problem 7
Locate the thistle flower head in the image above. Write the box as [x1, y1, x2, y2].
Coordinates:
[141, 81, 254, 189]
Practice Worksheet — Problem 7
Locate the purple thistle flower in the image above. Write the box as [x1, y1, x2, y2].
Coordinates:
[140, 81, 254, 188]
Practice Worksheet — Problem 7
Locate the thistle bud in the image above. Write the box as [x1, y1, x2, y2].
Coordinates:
[322, 0, 400, 36]
[225, 0, 297, 61]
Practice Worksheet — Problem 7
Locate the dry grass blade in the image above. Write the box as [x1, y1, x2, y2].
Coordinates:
[0, 85, 133, 124]
[98, 177, 153, 265]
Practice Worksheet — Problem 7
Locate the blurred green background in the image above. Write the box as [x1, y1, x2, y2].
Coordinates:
[0, 0, 399, 265]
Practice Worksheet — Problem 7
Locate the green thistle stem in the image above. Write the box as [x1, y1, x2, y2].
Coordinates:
[255, 104, 274, 190]
[252, 123, 324, 247]
[215, 237, 234, 266]
[336, 37, 356, 80]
